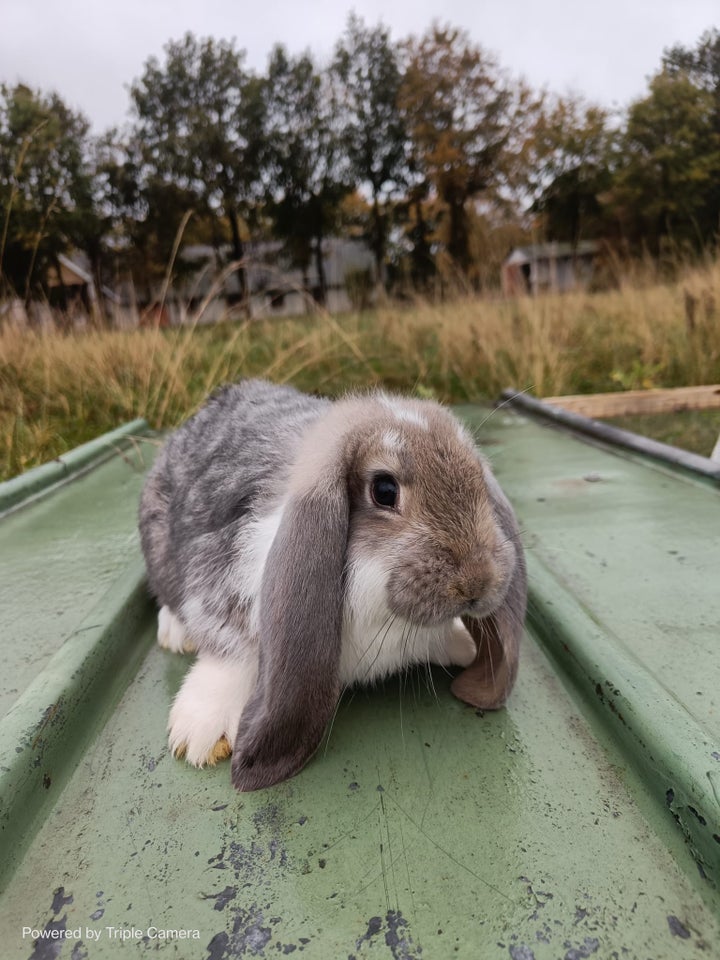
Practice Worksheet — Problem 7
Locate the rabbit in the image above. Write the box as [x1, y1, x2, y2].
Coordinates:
[139, 378, 526, 792]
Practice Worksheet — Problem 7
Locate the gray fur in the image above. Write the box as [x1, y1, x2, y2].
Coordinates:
[139, 379, 328, 638]
[140, 380, 343, 790]
[231, 487, 348, 790]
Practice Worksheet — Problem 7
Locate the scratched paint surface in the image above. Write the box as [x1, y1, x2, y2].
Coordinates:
[1, 623, 719, 957]
[1, 410, 719, 958]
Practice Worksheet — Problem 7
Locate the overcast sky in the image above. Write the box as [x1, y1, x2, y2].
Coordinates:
[2, 1, 717, 133]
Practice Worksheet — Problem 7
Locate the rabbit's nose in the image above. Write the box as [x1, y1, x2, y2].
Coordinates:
[459, 566, 495, 601]
[456, 560, 502, 608]
[454, 584, 485, 609]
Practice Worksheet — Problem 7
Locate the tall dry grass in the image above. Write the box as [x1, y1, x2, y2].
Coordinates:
[2, 256, 719, 480]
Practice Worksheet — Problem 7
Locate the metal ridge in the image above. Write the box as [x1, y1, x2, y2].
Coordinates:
[0, 561, 154, 891]
[499, 389, 720, 484]
[526, 552, 720, 889]
[0, 418, 150, 516]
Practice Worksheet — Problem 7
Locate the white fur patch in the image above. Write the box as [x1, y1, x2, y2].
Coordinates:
[343, 554, 389, 627]
[341, 553, 474, 685]
[379, 395, 428, 429]
[168, 651, 258, 766]
[381, 429, 404, 451]
[177, 502, 285, 656]
[238, 503, 286, 635]
[433, 618, 477, 667]
[157, 605, 196, 654]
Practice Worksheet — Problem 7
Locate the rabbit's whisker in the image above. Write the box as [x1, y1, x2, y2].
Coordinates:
[469, 385, 536, 438]
[357, 612, 398, 684]
[476, 617, 497, 689]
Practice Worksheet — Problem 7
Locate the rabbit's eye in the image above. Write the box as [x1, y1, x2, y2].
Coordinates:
[371, 473, 399, 509]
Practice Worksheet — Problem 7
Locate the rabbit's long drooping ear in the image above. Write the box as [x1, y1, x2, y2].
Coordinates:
[451, 475, 527, 709]
[450, 567, 526, 708]
[231, 481, 349, 791]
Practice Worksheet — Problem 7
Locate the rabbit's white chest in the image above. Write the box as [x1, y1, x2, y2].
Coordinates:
[340, 552, 474, 685]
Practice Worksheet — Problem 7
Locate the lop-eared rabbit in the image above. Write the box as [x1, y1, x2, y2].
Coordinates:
[139, 380, 526, 791]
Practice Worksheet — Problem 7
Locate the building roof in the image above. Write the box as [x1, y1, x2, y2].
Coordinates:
[47, 254, 121, 303]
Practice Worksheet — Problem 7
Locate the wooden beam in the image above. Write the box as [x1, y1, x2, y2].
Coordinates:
[542, 385, 720, 418]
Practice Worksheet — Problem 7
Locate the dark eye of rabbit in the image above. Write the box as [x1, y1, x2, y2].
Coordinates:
[371, 473, 399, 509]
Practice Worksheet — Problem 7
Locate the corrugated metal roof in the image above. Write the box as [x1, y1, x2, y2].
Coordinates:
[0, 401, 718, 956]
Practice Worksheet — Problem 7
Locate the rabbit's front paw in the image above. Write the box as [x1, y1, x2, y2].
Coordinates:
[433, 619, 477, 667]
[157, 605, 196, 654]
[167, 652, 257, 767]
[171, 730, 232, 766]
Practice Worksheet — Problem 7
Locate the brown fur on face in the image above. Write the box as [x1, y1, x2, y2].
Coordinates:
[343, 399, 518, 626]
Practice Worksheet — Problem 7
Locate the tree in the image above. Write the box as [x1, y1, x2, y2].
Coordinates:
[612, 68, 720, 251]
[528, 94, 617, 245]
[62, 134, 120, 319]
[129, 33, 266, 304]
[664, 28, 720, 107]
[662, 28, 720, 243]
[264, 46, 351, 305]
[398, 24, 524, 281]
[333, 14, 407, 287]
[0, 84, 93, 305]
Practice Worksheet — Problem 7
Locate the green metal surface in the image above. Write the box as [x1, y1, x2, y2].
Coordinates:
[0, 426, 154, 718]
[461, 406, 720, 888]
[0, 407, 718, 959]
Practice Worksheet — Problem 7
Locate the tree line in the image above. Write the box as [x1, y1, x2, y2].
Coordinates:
[1, 17, 719, 311]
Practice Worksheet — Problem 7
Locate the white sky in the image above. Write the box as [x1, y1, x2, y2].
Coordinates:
[1, 0, 717, 133]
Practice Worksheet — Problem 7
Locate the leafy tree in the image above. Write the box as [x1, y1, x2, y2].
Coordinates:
[528, 94, 617, 244]
[333, 14, 407, 287]
[129, 33, 266, 303]
[398, 24, 524, 281]
[612, 68, 720, 251]
[0, 84, 93, 305]
[62, 135, 120, 318]
[92, 130, 218, 300]
[664, 28, 720, 108]
[264, 46, 351, 305]
[392, 184, 438, 293]
[662, 28, 720, 243]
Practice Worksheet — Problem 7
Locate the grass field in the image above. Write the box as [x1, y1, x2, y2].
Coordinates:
[2, 256, 720, 480]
